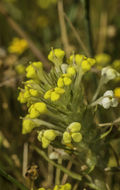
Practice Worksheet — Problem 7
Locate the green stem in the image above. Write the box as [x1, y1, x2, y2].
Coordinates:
[0, 167, 29, 190]
[32, 145, 82, 181]
[82, 0, 94, 56]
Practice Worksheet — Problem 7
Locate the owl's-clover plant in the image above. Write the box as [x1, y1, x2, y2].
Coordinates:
[18, 48, 120, 188]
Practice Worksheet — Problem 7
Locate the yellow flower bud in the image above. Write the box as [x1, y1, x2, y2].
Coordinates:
[24, 89, 30, 99]
[53, 185, 59, 190]
[71, 132, 82, 142]
[22, 119, 35, 134]
[54, 87, 65, 94]
[68, 122, 81, 133]
[26, 65, 36, 78]
[42, 136, 50, 148]
[48, 49, 65, 64]
[63, 132, 71, 144]
[87, 58, 96, 66]
[114, 87, 120, 98]
[63, 77, 72, 86]
[68, 54, 86, 65]
[95, 53, 111, 67]
[44, 89, 53, 99]
[44, 130, 57, 141]
[75, 54, 87, 65]
[29, 89, 38, 97]
[32, 61, 43, 69]
[26, 62, 43, 78]
[67, 67, 76, 76]
[29, 102, 47, 118]
[57, 77, 64, 87]
[29, 107, 40, 118]
[34, 102, 47, 114]
[64, 183, 72, 190]
[81, 60, 91, 72]
[17, 91, 26, 103]
[15, 64, 25, 75]
[112, 59, 120, 72]
[51, 92, 60, 101]
[8, 38, 28, 55]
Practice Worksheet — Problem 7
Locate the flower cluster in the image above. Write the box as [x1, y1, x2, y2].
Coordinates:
[18, 48, 120, 175]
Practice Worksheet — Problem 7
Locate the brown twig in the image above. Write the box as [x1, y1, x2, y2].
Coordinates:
[64, 13, 90, 57]
[96, 12, 108, 54]
[61, 160, 73, 185]
[57, 0, 71, 57]
[0, 3, 50, 69]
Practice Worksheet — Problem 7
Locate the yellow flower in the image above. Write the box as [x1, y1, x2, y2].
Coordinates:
[57, 77, 64, 87]
[54, 87, 65, 94]
[71, 132, 82, 143]
[51, 91, 60, 101]
[15, 64, 25, 75]
[114, 87, 120, 98]
[81, 60, 91, 72]
[44, 89, 53, 99]
[29, 89, 38, 97]
[22, 119, 36, 134]
[48, 49, 65, 64]
[44, 130, 57, 141]
[95, 53, 111, 67]
[24, 89, 31, 99]
[34, 102, 47, 114]
[68, 122, 81, 133]
[29, 102, 47, 118]
[68, 54, 86, 65]
[67, 66, 76, 76]
[63, 77, 72, 86]
[112, 59, 120, 72]
[8, 38, 28, 55]
[26, 62, 43, 78]
[38, 188, 45, 190]
[17, 91, 27, 103]
[87, 58, 96, 66]
[63, 132, 71, 144]
[42, 136, 50, 148]
[64, 183, 72, 190]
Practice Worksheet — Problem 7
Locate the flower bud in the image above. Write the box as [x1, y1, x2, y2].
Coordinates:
[71, 132, 82, 143]
[54, 87, 65, 94]
[68, 122, 81, 133]
[44, 130, 57, 141]
[48, 49, 65, 64]
[51, 92, 60, 101]
[57, 77, 64, 88]
[42, 136, 50, 148]
[81, 60, 91, 72]
[63, 132, 71, 144]
[22, 119, 36, 134]
[63, 77, 72, 86]
[67, 67, 76, 76]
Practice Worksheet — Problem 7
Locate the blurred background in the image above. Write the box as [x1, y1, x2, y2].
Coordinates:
[0, 0, 120, 189]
